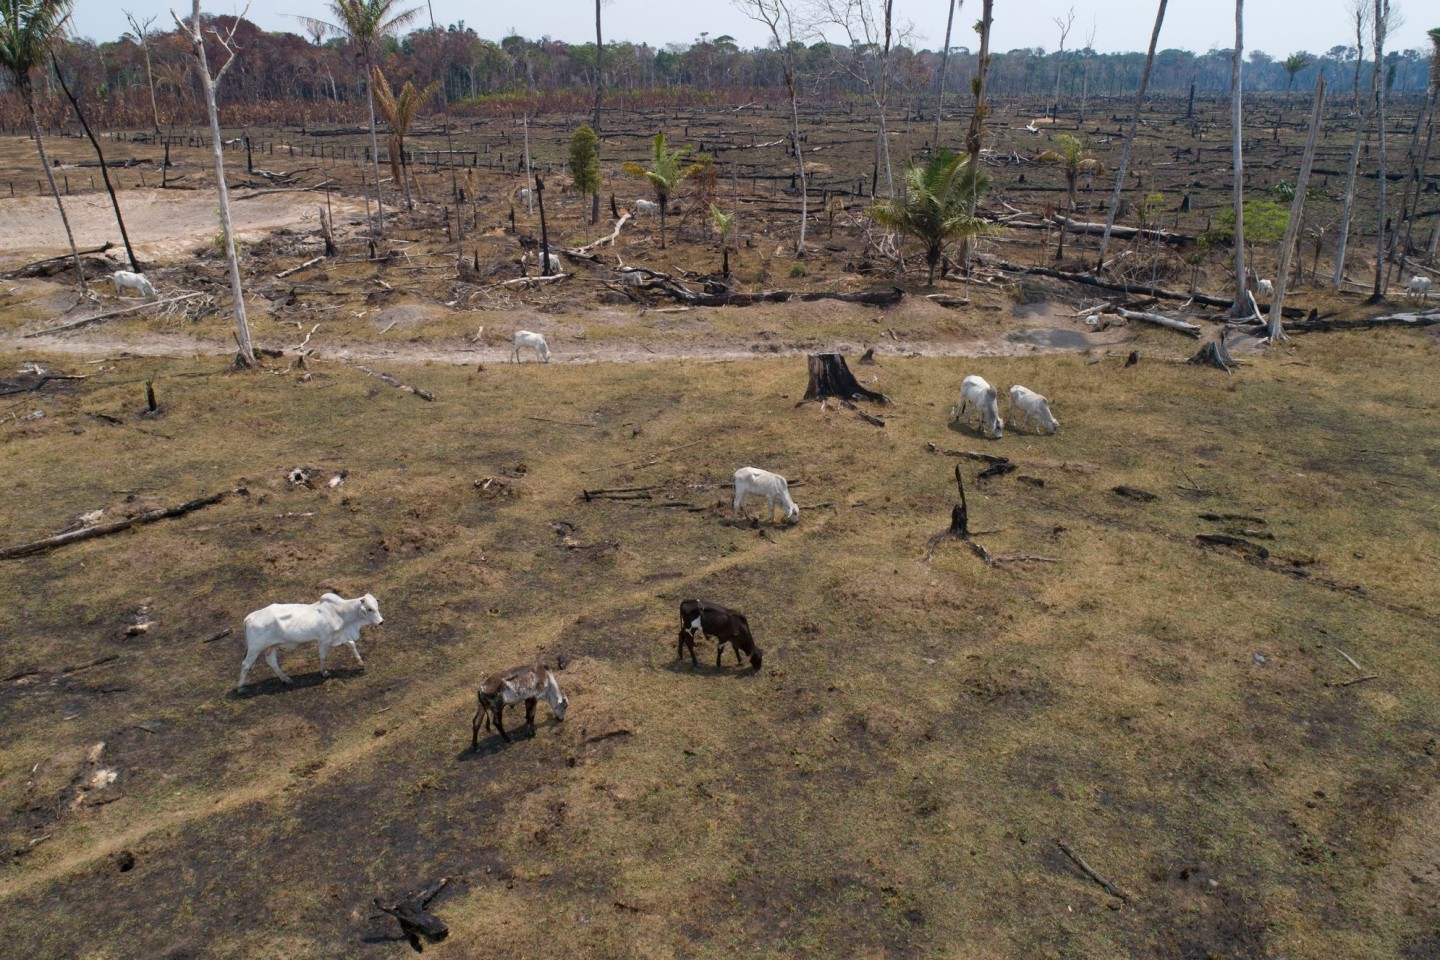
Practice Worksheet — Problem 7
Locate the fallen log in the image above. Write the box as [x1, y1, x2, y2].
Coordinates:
[24, 293, 206, 337]
[0, 490, 233, 561]
[985, 258, 1305, 317]
[276, 256, 326, 279]
[375, 878, 450, 952]
[1281, 310, 1439, 334]
[1053, 214, 1192, 244]
[0, 372, 89, 396]
[576, 212, 632, 253]
[1114, 307, 1201, 336]
[5, 241, 114, 278]
[356, 366, 436, 401]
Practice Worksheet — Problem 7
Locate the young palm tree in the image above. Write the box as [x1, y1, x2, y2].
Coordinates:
[1281, 52, 1313, 94]
[710, 203, 735, 277]
[306, 0, 421, 236]
[372, 66, 439, 211]
[1036, 133, 1102, 212]
[0, 0, 85, 292]
[870, 150, 991, 286]
[622, 132, 703, 249]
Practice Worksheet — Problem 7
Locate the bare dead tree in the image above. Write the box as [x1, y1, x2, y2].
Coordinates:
[1228, 0, 1248, 317]
[172, 0, 255, 366]
[1369, 0, 1392, 301]
[1268, 74, 1325, 344]
[1096, 0, 1167, 271]
[1051, 6, 1074, 118]
[735, 0, 810, 256]
[123, 11, 162, 134]
[1332, 0, 1375, 288]
[932, 0, 960, 148]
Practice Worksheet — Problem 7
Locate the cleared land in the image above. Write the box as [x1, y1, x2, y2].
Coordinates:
[0, 95, 1438, 959]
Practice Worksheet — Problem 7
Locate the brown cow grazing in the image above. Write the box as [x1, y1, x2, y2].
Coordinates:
[678, 599, 763, 672]
[471, 664, 568, 748]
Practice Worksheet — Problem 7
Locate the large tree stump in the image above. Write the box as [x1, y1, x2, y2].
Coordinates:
[802, 354, 891, 404]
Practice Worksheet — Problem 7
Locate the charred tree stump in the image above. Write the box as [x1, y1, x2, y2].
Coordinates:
[801, 354, 890, 405]
[375, 878, 450, 953]
[1188, 333, 1235, 373]
[926, 464, 992, 562]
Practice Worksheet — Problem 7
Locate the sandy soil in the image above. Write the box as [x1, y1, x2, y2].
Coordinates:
[0, 188, 364, 266]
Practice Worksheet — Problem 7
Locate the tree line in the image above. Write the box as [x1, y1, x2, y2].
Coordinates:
[1, 15, 1435, 131]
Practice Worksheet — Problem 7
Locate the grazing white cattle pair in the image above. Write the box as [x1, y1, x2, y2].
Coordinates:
[733, 466, 799, 525]
[237, 593, 383, 691]
[1405, 275, 1431, 301]
[954, 376, 1059, 437]
[112, 270, 156, 299]
[511, 330, 551, 363]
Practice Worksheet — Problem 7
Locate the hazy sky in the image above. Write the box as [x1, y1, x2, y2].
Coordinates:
[69, 0, 1435, 59]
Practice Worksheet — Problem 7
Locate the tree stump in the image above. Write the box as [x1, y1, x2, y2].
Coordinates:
[802, 354, 890, 404]
[375, 878, 451, 953]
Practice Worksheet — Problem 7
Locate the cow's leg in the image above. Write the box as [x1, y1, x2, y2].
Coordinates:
[265, 647, 293, 684]
[494, 703, 512, 742]
[734, 644, 744, 665]
[525, 697, 537, 731]
[237, 648, 260, 691]
[715, 640, 726, 668]
[345, 639, 365, 667]
[678, 627, 696, 665]
[478, 699, 495, 748]
[318, 641, 331, 677]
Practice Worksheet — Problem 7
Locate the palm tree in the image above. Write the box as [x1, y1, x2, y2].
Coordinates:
[305, 0, 421, 236]
[0, 0, 85, 292]
[372, 66, 439, 211]
[710, 203, 735, 277]
[1282, 51, 1313, 94]
[870, 149, 991, 286]
[622, 133, 703, 249]
[1036, 133, 1102, 212]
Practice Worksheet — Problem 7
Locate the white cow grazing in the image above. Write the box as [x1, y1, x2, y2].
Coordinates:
[1257, 278, 1274, 298]
[1405, 275, 1431, 300]
[1007, 385, 1059, 435]
[534, 249, 562, 274]
[511, 329, 550, 363]
[635, 198, 660, 215]
[733, 466, 799, 524]
[955, 375, 1003, 439]
[113, 270, 156, 299]
[237, 593, 383, 691]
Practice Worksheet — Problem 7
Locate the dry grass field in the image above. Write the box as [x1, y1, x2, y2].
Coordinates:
[0, 94, 1438, 959]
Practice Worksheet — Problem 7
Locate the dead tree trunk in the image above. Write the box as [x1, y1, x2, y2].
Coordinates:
[802, 354, 891, 404]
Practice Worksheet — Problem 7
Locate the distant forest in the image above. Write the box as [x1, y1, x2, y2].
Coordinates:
[2, 16, 1435, 129]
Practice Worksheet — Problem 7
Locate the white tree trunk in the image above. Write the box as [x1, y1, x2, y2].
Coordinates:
[1097, 0, 1167, 270]
[175, 0, 254, 366]
[365, 56, 386, 235]
[1369, 0, 1389, 298]
[1268, 74, 1325, 343]
[24, 96, 85, 293]
[1229, 0, 1248, 317]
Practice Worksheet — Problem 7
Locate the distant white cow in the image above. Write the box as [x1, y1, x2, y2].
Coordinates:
[733, 466, 799, 524]
[531, 248, 562, 274]
[1257, 278, 1274, 298]
[112, 270, 156, 299]
[955, 375, 1003, 439]
[1405, 275, 1431, 301]
[1007, 385, 1059, 435]
[511, 329, 551, 363]
[237, 593, 383, 691]
[635, 199, 660, 215]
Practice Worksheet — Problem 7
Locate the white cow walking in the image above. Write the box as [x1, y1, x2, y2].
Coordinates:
[237, 593, 383, 691]
[1405, 275, 1431, 301]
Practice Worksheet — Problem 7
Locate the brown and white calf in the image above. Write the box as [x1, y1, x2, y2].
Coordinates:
[678, 599, 763, 672]
[471, 664, 568, 747]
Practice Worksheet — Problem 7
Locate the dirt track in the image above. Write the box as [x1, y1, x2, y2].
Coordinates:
[0, 188, 365, 266]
